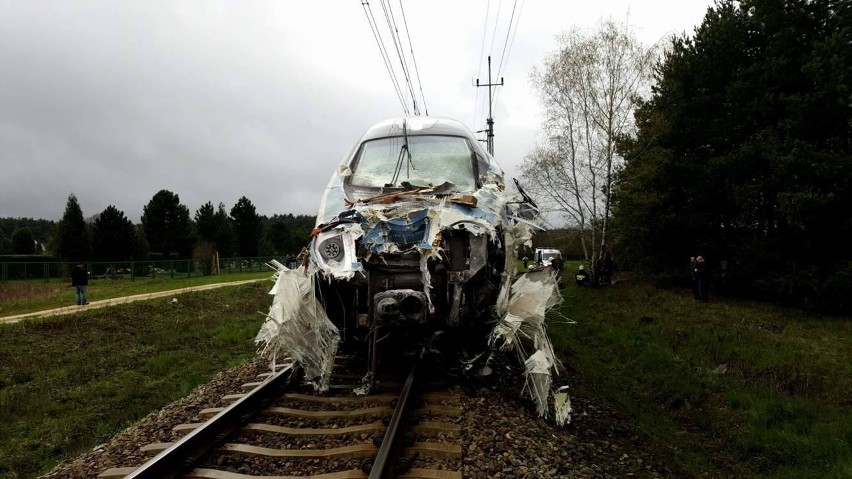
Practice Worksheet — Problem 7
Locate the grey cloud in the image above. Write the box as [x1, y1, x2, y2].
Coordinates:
[0, 1, 710, 222]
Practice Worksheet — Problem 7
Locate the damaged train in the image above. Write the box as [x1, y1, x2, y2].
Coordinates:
[255, 116, 571, 424]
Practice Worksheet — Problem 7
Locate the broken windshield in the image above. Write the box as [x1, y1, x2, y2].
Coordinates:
[349, 135, 476, 191]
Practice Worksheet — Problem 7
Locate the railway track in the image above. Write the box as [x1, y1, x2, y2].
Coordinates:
[98, 356, 463, 479]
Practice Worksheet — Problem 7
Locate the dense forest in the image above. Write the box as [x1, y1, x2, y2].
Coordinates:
[613, 0, 850, 312]
[0, 192, 315, 260]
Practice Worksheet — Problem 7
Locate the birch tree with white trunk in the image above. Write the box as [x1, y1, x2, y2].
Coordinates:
[520, 19, 657, 274]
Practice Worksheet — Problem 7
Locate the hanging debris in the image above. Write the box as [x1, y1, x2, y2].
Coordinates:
[255, 259, 339, 391]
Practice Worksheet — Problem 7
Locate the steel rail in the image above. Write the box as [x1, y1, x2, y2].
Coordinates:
[122, 363, 296, 479]
[369, 363, 418, 479]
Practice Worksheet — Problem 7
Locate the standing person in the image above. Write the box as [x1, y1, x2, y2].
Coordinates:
[575, 264, 590, 287]
[690, 257, 698, 300]
[551, 254, 565, 287]
[71, 262, 89, 306]
[694, 256, 708, 301]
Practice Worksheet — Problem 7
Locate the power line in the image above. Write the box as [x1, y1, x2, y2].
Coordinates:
[496, 0, 518, 79]
[488, 0, 503, 59]
[479, 0, 503, 128]
[472, 0, 491, 127]
[493, 0, 525, 108]
[471, 0, 525, 156]
[379, 0, 418, 115]
[361, 1, 409, 114]
[397, 0, 428, 115]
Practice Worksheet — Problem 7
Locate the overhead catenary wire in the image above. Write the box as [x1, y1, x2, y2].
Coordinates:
[488, 0, 504, 60]
[493, 0, 525, 108]
[361, 1, 409, 115]
[473, 0, 503, 135]
[471, 0, 525, 156]
[397, 0, 428, 116]
[474, 0, 503, 133]
[472, 0, 491, 128]
[496, 0, 519, 79]
[379, 0, 419, 115]
[360, 0, 427, 117]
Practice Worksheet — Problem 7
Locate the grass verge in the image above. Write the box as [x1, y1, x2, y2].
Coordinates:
[0, 281, 273, 478]
[551, 264, 851, 478]
[0, 271, 273, 317]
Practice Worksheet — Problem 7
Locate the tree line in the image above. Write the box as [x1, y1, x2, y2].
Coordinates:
[523, 0, 850, 312]
[0, 190, 315, 262]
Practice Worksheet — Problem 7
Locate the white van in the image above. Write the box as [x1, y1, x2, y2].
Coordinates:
[534, 247, 562, 266]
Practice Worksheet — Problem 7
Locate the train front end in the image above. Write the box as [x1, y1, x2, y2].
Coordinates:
[256, 117, 571, 424]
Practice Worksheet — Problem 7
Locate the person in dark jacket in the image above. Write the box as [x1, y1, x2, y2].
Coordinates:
[551, 254, 565, 287]
[71, 262, 89, 306]
[694, 256, 708, 301]
[690, 256, 698, 299]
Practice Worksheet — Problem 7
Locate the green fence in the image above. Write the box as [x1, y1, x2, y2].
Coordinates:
[0, 257, 284, 282]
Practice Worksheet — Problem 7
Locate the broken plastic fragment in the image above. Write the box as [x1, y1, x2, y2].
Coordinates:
[255, 261, 340, 392]
[553, 386, 572, 425]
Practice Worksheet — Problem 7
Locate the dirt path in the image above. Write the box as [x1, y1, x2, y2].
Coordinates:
[0, 278, 267, 325]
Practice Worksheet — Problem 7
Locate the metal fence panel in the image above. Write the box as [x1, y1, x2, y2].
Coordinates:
[0, 256, 284, 282]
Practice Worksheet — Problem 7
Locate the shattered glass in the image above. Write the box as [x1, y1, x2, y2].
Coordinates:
[350, 135, 476, 190]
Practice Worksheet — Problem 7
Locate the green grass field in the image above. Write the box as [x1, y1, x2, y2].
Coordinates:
[1, 265, 849, 478]
[0, 270, 274, 318]
[0, 282, 273, 478]
[553, 262, 851, 478]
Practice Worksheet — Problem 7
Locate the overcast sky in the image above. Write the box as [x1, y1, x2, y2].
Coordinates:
[0, 0, 712, 223]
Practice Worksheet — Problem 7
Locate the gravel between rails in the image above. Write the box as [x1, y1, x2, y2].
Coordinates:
[41, 357, 681, 479]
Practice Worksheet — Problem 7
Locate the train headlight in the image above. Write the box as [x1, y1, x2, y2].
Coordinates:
[312, 229, 361, 280]
[319, 236, 344, 261]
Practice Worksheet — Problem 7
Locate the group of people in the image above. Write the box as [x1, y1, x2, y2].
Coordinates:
[521, 253, 619, 288]
[691, 256, 708, 301]
[520, 252, 618, 288]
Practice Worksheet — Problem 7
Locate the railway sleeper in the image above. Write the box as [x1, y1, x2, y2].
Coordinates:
[223, 392, 460, 406]
[137, 440, 461, 461]
[99, 466, 461, 479]
[173, 420, 459, 437]
[199, 405, 460, 419]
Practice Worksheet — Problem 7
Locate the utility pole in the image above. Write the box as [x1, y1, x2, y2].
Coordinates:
[475, 55, 504, 156]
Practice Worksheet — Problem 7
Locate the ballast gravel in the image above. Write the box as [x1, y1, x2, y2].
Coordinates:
[41, 357, 681, 479]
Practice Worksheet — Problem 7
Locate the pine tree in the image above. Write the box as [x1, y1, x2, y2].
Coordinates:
[230, 196, 262, 257]
[92, 205, 136, 261]
[53, 194, 90, 261]
[141, 190, 193, 258]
